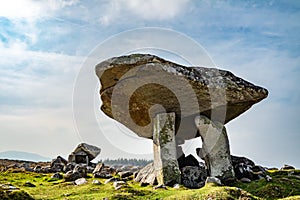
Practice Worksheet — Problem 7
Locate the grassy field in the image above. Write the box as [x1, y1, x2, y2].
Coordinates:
[1, 169, 300, 199]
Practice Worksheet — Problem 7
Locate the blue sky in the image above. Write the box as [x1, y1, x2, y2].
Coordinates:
[0, 0, 299, 168]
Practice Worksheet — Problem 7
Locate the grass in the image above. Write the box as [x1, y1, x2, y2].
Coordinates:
[0, 169, 299, 199]
[234, 169, 300, 200]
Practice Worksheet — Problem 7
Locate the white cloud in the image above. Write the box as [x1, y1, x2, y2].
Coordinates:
[124, 0, 190, 20]
[97, 0, 190, 26]
[0, 0, 79, 20]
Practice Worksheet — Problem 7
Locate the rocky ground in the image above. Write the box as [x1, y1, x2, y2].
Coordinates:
[1, 158, 300, 199]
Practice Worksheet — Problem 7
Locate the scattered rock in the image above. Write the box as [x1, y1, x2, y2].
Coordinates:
[75, 178, 87, 185]
[266, 175, 272, 182]
[231, 156, 255, 167]
[50, 156, 67, 172]
[92, 163, 116, 179]
[64, 171, 82, 182]
[281, 164, 295, 170]
[104, 177, 120, 184]
[134, 162, 157, 185]
[92, 180, 101, 185]
[0, 184, 19, 191]
[240, 177, 251, 183]
[93, 163, 104, 174]
[20, 162, 32, 171]
[93, 172, 113, 179]
[181, 166, 207, 189]
[63, 162, 75, 173]
[153, 184, 167, 190]
[173, 183, 180, 189]
[113, 181, 126, 190]
[51, 172, 63, 179]
[7, 163, 19, 169]
[33, 165, 42, 173]
[205, 177, 222, 185]
[118, 171, 133, 179]
[40, 166, 52, 173]
[73, 164, 87, 178]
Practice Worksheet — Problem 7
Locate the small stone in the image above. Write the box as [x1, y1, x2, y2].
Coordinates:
[266, 175, 272, 182]
[63, 162, 75, 172]
[92, 180, 101, 185]
[118, 171, 133, 179]
[205, 177, 222, 185]
[281, 164, 295, 170]
[240, 177, 251, 183]
[93, 163, 104, 174]
[113, 181, 126, 190]
[0, 184, 19, 191]
[153, 184, 167, 190]
[51, 172, 63, 179]
[104, 177, 119, 184]
[64, 171, 82, 182]
[173, 184, 180, 189]
[33, 165, 42, 173]
[75, 178, 87, 185]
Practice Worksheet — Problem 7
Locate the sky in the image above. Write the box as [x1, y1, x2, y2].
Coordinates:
[0, 0, 299, 168]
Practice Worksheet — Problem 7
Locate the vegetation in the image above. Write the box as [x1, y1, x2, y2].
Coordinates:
[0, 169, 299, 199]
[99, 158, 152, 166]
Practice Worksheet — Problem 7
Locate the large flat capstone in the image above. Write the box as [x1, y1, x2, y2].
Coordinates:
[96, 54, 268, 139]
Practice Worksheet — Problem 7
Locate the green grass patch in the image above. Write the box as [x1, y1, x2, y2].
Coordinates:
[1, 169, 300, 199]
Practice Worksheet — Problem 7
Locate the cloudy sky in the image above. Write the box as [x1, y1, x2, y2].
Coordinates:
[0, 0, 299, 168]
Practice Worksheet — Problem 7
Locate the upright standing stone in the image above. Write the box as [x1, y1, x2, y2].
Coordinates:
[195, 115, 235, 183]
[153, 112, 181, 186]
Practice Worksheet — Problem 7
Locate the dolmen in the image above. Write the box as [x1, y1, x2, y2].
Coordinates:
[95, 54, 268, 187]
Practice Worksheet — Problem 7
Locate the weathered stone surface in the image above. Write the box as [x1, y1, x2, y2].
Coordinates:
[153, 113, 181, 186]
[50, 156, 67, 172]
[92, 163, 104, 174]
[118, 171, 133, 179]
[195, 115, 235, 182]
[281, 164, 295, 170]
[64, 164, 87, 182]
[104, 177, 120, 184]
[231, 155, 266, 181]
[96, 54, 268, 139]
[75, 178, 87, 185]
[113, 181, 126, 190]
[205, 176, 222, 185]
[92, 180, 101, 185]
[68, 143, 101, 164]
[93, 164, 115, 179]
[134, 162, 157, 185]
[51, 172, 63, 179]
[181, 166, 207, 188]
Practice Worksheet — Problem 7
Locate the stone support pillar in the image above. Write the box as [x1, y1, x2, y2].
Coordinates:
[195, 115, 235, 182]
[153, 112, 181, 186]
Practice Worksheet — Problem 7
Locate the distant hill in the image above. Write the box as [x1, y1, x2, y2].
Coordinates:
[0, 151, 51, 162]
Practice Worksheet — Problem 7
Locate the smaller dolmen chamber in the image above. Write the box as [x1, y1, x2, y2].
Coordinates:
[68, 143, 101, 165]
